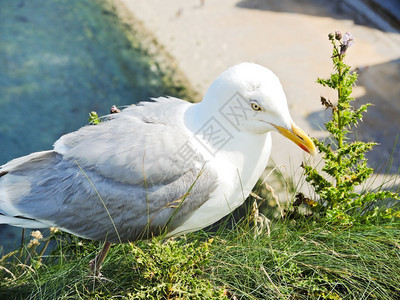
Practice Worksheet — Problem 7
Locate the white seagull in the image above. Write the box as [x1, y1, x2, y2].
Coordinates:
[0, 63, 315, 271]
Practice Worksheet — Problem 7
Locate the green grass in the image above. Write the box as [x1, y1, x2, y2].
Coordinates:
[1, 208, 399, 299]
[210, 217, 400, 299]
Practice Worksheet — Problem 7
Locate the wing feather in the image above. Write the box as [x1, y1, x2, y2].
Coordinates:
[54, 97, 201, 186]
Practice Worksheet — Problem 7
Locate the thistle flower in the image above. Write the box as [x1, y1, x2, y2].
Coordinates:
[342, 32, 354, 47]
[340, 32, 354, 55]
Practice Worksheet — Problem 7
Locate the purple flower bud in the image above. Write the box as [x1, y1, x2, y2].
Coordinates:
[335, 30, 342, 40]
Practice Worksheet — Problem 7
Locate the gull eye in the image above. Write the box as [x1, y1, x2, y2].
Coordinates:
[251, 102, 262, 111]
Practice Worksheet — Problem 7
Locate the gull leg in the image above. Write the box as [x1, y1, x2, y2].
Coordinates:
[89, 241, 112, 276]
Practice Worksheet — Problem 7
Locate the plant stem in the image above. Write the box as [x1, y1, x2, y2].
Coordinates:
[39, 239, 51, 263]
[336, 52, 344, 186]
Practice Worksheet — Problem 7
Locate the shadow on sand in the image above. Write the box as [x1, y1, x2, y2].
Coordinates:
[236, 0, 400, 33]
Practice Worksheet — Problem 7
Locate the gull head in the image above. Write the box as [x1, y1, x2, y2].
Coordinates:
[201, 63, 316, 155]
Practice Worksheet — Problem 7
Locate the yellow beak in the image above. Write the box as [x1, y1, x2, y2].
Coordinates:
[274, 122, 316, 156]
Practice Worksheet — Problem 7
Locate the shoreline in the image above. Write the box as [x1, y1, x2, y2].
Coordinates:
[105, 0, 200, 102]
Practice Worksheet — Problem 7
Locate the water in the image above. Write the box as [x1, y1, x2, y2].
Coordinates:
[0, 0, 186, 253]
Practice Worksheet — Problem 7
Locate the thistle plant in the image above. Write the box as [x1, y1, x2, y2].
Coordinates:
[301, 31, 399, 224]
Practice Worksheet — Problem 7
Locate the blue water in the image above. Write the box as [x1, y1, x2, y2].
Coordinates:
[0, 0, 187, 253]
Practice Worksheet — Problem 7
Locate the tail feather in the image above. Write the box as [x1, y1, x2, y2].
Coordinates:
[0, 150, 56, 228]
[0, 214, 48, 228]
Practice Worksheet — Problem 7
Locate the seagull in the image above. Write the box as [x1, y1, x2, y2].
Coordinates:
[0, 63, 315, 272]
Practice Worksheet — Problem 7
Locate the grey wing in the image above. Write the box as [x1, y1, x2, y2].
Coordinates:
[0, 100, 218, 242]
[54, 98, 200, 186]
